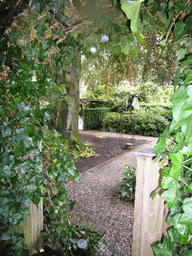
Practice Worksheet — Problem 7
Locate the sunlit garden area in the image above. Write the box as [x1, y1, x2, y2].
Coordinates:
[0, 0, 192, 255]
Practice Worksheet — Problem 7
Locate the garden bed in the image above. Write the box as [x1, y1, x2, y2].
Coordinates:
[76, 132, 147, 172]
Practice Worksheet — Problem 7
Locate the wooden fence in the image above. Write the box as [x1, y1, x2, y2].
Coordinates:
[132, 148, 169, 256]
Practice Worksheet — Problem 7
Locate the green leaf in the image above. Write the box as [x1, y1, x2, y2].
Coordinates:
[177, 224, 190, 245]
[161, 176, 178, 189]
[135, 33, 146, 45]
[154, 136, 167, 156]
[184, 73, 192, 84]
[174, 21, 186, 41]
[131, 48, 138, 58]
[179, 198, 192, 225]
[175, 2, 187, 11]
[1, 123, 12, 137]
[153, 237, 177, 256]
[121, 44, 130, 55]
[10, 213, 23, 226]
[168, 228, 179, 244]
[113, 46, 121, 55]
[187, 183, 192, 193]
[31, 192, 41, 205]
[68, 199, 75, 211]
[161, 185, 179, 208]
[175, 131, 185, 144]
[173, 68, 180, 87]
[170, 86, 188, 105]
[121, 0, 143, 33]
[24, 123, 34, 137]
[169, 153, 183, 180]
[181, 250, 192, 256]
[1, 231, 12, 241]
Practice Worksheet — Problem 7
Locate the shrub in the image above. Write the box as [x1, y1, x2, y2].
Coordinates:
[83, 108, 111, 130]
[115, 165, 136, 201]
[102, 107, 171, 137]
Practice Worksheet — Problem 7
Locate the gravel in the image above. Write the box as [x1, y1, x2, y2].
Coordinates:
[65, 132, 158, 256]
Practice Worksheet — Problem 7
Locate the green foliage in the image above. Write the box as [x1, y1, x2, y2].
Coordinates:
[0, 1, 106, 254]
[79, 147, 98, 158]
[0, 40, 50, 254]
[102, 107, 171, 137]
[121, 0, 144, 33]
[83, 108, 111, 130]
[42, 128, 104, 255]
[115, 165, 136, 201]
[140, 0, 192, 254]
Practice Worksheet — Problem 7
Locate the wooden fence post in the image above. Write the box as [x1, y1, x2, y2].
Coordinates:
[132, 148, 168, 256]
[11, 199, 43, 255]
[12, 141, 43, 255]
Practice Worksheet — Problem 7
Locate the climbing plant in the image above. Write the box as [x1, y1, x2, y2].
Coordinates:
[121, 0, 192, 254]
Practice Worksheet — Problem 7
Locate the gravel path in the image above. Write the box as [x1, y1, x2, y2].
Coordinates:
[65, 131, 158, 256]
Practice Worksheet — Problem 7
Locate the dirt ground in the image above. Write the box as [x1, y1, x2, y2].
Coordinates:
[76, 131, 147, 172]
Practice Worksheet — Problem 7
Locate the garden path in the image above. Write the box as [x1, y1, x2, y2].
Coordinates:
[65, 131, 158, 256]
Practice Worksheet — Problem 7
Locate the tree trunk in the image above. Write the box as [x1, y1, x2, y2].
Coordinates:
[54, 63, 80, 140]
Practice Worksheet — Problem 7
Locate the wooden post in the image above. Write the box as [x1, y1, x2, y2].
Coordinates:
[11, 200, 43, 255]
[12, 141, 43, 255]
[132, 148, 168, 256]
[24, 200, 43, 254]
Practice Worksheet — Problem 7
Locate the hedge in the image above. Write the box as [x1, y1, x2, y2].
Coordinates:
[83, 107, 111, 130]
[102, 107, 171, 137]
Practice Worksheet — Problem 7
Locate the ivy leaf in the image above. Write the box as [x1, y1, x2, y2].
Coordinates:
[179, 198, 192, 226]
[10, 212, 23, 226]
[170, 86, 187, 105]
[174, 21, 186, 41]
[24, 123, 34, 137]
[31, 192, 41, 205]
[161, 176, 178, 189]
[183, 85, 192, 110]
[168, 228, 179, 244]
[169, 153, 183, 180]
[68, 199, 75, 211]
[161, 185, 179, 208]
[135, 33, 146, 45]
[173, 68, 180, 87]
[131, 48, 138, 58]
[113, 46, 121, 55]
[181, 250, 192, 256]
[154, 136, 167, 157]
[1, 231, 12, 241]
[153, 237, 177, 256]
[121, 44, 130, 55]
[1, 123, 12, 137]
[121, 0, 143, 33]
[184, 73, 192, 84]
[177, 224, 190, 245]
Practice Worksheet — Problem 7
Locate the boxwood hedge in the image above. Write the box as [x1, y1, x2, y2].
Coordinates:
[102, 107, 171, 137]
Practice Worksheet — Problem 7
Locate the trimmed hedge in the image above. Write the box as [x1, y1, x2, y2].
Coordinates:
[102, 107, 171, 137]
[83, 108, 111, 130]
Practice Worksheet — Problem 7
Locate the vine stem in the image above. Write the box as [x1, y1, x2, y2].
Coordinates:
[178, 176, 188, 186]
[183, 157, 192, 163]
[183, 164, 192, 172]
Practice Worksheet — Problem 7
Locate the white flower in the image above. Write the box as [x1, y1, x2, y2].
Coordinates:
[101, 35, 109, 42]
[90, 47, 97, 53]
